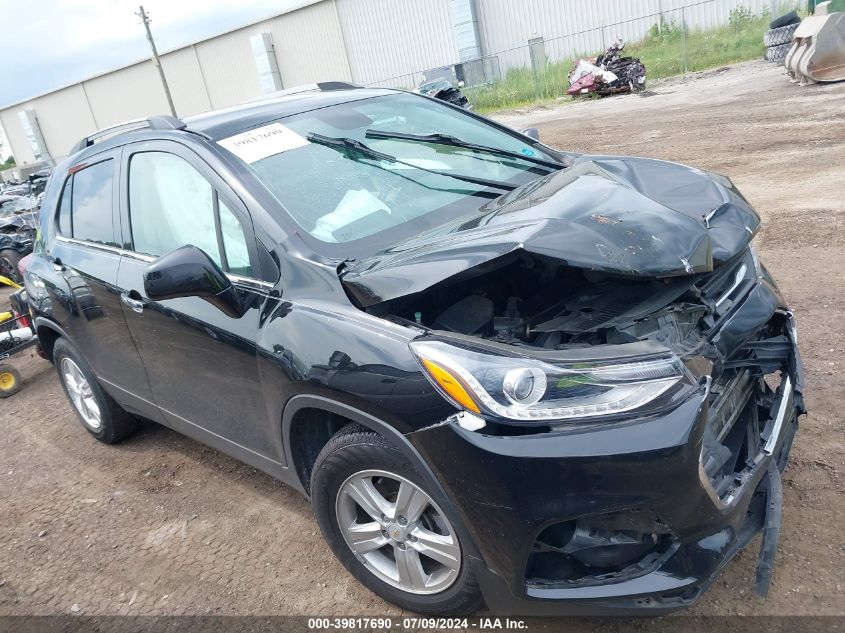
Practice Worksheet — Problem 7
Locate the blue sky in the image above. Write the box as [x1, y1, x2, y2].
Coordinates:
[0, 0, 306, 158]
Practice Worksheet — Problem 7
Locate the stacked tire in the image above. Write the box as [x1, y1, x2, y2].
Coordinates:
[764, 11, 801, 64]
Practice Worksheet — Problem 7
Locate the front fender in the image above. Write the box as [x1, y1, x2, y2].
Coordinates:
[280, 394, 483, 562]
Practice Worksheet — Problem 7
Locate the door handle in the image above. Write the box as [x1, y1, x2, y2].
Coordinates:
[120, 291, 146, 314]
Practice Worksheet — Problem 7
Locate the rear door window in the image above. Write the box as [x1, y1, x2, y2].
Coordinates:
[56, 176, 72, 236]
[69, 160, 115, 245]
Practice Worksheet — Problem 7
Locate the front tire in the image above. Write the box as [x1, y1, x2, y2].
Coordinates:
[310, 427, 483, 615]
[53, 338, 137, 444]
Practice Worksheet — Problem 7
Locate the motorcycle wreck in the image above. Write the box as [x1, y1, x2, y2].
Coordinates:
[568, 39, 647, 96]
[417, 77, 473, 109]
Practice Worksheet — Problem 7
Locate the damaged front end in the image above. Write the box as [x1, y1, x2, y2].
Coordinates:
[340, 155, 805, 612]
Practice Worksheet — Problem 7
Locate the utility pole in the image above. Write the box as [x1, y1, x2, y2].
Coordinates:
[136, 5, 177, 117]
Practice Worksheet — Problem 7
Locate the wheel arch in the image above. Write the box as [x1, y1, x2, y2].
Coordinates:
[282, 394, 483, 561]
[282, 395, 425, 490]
[33, 317, 68, 363]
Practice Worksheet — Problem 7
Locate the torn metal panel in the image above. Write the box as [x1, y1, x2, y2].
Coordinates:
[755, 462, 784, 597]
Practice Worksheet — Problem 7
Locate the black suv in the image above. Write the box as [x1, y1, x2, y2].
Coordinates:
[26, 83, 804, 616]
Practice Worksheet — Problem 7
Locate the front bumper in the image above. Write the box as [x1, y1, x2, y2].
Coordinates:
[407, 307, 804, 616]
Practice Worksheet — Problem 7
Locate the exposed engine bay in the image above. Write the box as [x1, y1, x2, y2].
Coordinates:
[367, 246, 802, 596]
[368, 250, 746, 364]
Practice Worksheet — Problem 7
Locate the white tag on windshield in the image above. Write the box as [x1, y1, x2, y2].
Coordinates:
[218, 123, 308, 164]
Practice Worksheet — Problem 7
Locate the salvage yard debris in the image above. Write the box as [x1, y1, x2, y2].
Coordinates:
[763, 10, 801, 63]
[568, 39, 646, 97]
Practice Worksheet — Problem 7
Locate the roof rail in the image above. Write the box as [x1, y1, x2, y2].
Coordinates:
[69, 115, 187, 155]
[315, 81, 361, 91]
[244, 81, 362, 104]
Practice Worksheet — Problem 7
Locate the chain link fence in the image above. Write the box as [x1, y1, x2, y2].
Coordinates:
[366, 0, 800, 112]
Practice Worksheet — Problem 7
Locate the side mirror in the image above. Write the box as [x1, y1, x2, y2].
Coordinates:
[522, 127, 540, 141]
[143, 245, 244, 318]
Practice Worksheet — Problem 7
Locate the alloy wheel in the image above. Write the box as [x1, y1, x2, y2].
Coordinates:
[61, 357, 102, 430]
[336, 469, 461, 595]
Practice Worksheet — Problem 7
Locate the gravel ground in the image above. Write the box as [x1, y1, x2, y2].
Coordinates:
[0, 60, 843, 622]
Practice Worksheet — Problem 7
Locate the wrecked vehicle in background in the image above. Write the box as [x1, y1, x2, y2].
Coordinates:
[27, 83, 803, 616]
[568, 39, 646, 96]
[0, 196, 38, 284]
[417, 77, 472, 109]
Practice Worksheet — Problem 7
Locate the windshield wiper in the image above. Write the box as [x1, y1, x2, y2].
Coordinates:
[364, 129, 565, 171]
[307, 133, 395, 163]
[307, 133, 516, 191]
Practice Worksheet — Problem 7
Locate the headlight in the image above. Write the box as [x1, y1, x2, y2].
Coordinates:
[410, 338, 694, 424]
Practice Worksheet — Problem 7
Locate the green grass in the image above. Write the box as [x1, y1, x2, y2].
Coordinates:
[465, 9, 773, 113]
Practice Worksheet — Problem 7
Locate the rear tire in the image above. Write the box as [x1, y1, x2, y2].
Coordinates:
[0, 250, 22, 285]
[53, 338, 137, 443]
[310, 426, 483, 615]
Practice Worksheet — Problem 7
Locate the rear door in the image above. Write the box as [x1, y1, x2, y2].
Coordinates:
[48, 152, 158, 417]
[114, 140, 277, 461]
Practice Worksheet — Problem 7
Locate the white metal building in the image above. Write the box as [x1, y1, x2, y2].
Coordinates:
[1, 0, 785, 172]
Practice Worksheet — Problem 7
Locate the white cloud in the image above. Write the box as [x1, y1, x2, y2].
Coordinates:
[0, 0, 303, 107]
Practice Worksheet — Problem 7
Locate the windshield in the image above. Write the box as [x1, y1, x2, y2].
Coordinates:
[218, 93, 558, 254]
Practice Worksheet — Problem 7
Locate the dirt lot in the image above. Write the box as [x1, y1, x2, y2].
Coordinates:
[1, 60, 843, 621]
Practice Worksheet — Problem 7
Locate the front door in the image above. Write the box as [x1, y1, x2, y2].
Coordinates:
[114, 141, 278, 464]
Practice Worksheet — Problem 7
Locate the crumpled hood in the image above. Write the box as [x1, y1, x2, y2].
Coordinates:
[341, 155, 760, 307]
